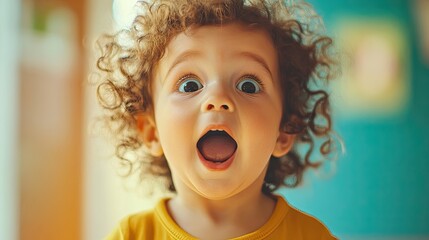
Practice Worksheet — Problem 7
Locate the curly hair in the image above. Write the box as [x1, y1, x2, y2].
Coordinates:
[96, 0, 339, 195]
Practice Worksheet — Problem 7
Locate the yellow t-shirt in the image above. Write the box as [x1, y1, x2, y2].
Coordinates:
[105, 195, 337, 240]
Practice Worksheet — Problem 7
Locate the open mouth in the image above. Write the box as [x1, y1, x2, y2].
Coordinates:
[197, 130, 237, 164]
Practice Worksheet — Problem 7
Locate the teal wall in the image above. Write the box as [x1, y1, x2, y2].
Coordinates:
[280, 0, 429, 237]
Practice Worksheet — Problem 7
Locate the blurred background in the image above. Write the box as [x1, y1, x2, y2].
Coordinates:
[0, 0, 428, 239]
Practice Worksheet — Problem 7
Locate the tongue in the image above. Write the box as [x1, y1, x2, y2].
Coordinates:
[197, 131, 237, 162]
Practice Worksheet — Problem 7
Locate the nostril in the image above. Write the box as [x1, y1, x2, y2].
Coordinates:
[206, 104, 230, 111]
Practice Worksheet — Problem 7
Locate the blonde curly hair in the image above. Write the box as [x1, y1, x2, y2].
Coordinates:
[96, 0, 339, 195]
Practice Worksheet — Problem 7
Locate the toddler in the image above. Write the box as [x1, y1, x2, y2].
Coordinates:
[97, 0, 339, 239]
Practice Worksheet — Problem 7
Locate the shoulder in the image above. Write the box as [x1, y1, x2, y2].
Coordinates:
[104, 209, 156, 240]
[276, 196, 338, 240]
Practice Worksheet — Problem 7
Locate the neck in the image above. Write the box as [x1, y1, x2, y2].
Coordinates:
[176, 188, 273, 221]
[167, 175, 276, 239]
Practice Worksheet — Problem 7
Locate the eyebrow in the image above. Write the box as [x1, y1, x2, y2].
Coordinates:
[235, 51, 274, 79]
[165, 50, 202, 79]
[164, 50, 274, 80]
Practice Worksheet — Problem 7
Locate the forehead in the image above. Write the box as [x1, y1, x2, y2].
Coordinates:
[158, 22, 278, 72]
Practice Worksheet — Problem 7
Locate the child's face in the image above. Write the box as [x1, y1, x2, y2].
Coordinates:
[149, 23, 293, 199]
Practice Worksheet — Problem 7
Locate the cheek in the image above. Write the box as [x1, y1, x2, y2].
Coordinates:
[252, 112, 280, 143]
[240, 100, 282, 153]
[243, 97, 282, 129]
[154, 99, 198, 159]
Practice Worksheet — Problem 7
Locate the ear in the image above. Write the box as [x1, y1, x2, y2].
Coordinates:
[135, 114, 163, 157]
[272, 131, 295, 157]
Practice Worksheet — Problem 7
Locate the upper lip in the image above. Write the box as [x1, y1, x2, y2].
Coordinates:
[199, 124, 236, 141]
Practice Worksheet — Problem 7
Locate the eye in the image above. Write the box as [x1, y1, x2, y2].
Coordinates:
[178, 77, 203, 93]
[236, 76, 262, 94]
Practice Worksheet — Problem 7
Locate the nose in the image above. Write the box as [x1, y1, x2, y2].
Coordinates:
[201, 83, 234, 112]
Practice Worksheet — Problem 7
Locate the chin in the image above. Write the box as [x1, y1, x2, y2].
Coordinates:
[193, 184, 241, 200]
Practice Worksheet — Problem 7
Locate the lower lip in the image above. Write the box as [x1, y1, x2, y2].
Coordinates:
[197, 151, 235, 171]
